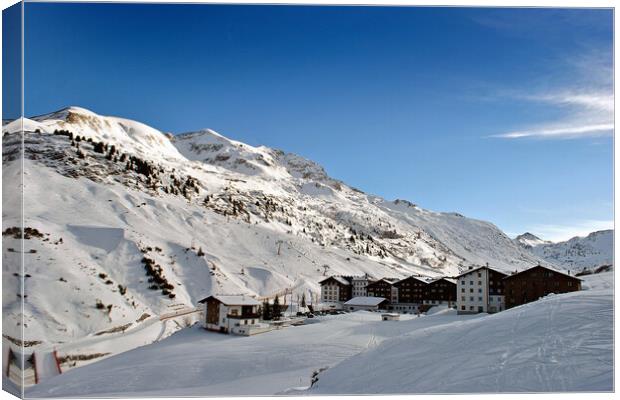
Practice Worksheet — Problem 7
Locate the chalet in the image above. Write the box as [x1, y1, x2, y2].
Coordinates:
[319, 276, 353, 304]
[392, 276, 427, 312]
[344, 296, 389, 312]
[423, 278, 457, 307]
[456, 265, 507, 314]
[197, 295, 268, 336]
[504, 265, 582, 309]
[367, 278, 399, 304]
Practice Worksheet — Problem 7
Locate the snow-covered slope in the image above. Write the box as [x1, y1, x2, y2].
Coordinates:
[309, 272, 613, 394]
[1, 106, 560, 356]
[516, 230, 613, 271]
[25, 273, 613, 396]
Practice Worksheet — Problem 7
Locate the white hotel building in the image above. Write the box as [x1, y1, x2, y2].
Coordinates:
[456, 265, 508, 314]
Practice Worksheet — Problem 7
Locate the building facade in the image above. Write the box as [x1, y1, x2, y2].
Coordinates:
[393, 276, 427, 304]
[423, 278, 457, 306]
[367, 278, 398, 303]
[504, 265, 582, 309]
[456, 266, 507, 314]
[319, 276, 353, 304]
[351, 275, 372, 298]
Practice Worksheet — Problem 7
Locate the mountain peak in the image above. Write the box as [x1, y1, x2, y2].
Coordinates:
[516, 232, 542, 241]
[515, 232, 549, 248]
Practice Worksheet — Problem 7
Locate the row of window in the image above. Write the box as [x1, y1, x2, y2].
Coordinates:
[221, 318, 257, 324]
[460, 305, 484, 311]
[459, 296, 502, 303]
[514, 281, 570, 287]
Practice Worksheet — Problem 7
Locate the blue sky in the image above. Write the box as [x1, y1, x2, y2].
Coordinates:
[20, 4, 613, 241]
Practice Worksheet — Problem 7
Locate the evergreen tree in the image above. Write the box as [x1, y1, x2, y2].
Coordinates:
[262, 300, 271, 320]
[93, 141, 105, 153]
[273, 295, 281, 320]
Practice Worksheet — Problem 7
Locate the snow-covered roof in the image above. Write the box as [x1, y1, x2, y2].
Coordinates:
[395, 275, 427, 285]
[428, 277, 457, 285]
[198, 295, 260, 306]
[503, 265, 583, 281]
[455, 265, 507, 278]
[344, 296, 387, 306]
[319, 276, 351, 285]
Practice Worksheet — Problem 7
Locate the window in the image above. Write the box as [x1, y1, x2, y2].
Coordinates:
[230, 309, 238, 316]
[478, 297, 483, 301]
[470, 281, 474, 285]
[470, 288, 473, 293]
[478, 288, 482, 293]
[478, 281, 482, 285]
[478, 273, 482, 278]
[490, 281, 493, 285]
[461, 288, 465, 293]
[469, 306, 474, 310]
[461, 305, 465, 310]
[470, 296, 474, 301]
[478, 306, 483, 312]
[461, 280, 465, 285]
[568, 281, 573, 287]
[461, 296, 465, 301]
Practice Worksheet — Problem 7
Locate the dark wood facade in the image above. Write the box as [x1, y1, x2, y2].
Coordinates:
[319, 276, 352, 302]
[393, 276, 427, 303]
[205, 297, 221, 326]
[504, 265, 582, 309]
[488, 268, 507, 296]
[425, 278, 457, 303]
[367, 279, 394, 302]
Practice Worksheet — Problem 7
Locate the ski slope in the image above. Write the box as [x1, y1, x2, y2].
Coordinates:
[310, 272, 614, 394]
[26, 273, 613, 396]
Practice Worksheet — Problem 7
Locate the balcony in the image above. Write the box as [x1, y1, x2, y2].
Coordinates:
[227, 313, 260, 319]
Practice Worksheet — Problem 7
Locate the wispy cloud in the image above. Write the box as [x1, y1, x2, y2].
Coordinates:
[494, 122, 613, 139]
[491, 50, 613, 140]
[528, 219, 613, 242]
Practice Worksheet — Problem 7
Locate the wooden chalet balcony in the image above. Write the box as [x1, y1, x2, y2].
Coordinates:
[226, 312, 261, 319]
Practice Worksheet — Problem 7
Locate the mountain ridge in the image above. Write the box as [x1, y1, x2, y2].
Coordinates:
[2, 106, 610, 353]
[515, 229, 613, 271]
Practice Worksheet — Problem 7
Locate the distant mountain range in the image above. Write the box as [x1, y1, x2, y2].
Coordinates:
[515, 230, 613, 272]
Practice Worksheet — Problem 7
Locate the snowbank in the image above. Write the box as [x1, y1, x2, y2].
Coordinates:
[310, 288, 613, 394]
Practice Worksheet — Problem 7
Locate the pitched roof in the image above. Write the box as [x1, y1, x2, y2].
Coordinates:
[394, 275, 428, 286]
[344, 296, 388, 306]
[368, 278, 398, 287]
[318, 275, 352, 285]
[455, 265, 507, 278]
[428, 277, 457, 285]
[197, 295, 261, 306]
[503, 264, 583, 281]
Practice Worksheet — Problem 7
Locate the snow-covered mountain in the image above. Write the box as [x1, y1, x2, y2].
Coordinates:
[0, 106, 572, 354]
[515, 230, 613, 271]
[514, 232, 550, 248]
